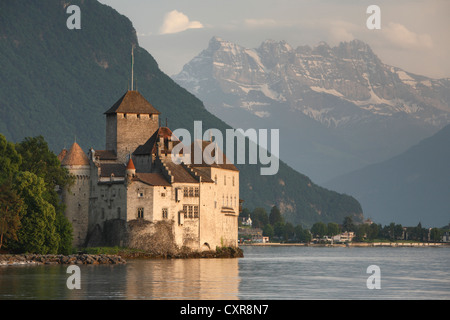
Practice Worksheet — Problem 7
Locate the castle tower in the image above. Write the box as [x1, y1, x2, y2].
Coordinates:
[126, 157, 136, 178]
[60, 142, 91, 247]
[104, 90, 160, 164]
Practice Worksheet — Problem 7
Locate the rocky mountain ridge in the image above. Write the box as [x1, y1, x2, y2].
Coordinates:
[174, 37, 450, 182]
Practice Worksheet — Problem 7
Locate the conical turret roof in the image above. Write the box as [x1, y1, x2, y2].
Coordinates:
[126, 157, 136, 170]
[61, 142, 90, 166]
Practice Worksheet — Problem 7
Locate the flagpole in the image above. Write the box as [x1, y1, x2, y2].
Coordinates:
[131, 47, 134, 91]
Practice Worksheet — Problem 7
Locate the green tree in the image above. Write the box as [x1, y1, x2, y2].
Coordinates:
[311, 222, 327, 238]
[15, 136, 74, 254]
[327, 222, 340, 236]
[367, 223, 381, 240]
[9, 172, 59, 254]
[0, 181, 25, 250]
[240, 208, 251, 219]
[294, 224, 311, 243]
[251, 207, 269, 229]
[284, 222, 295, 241]
[430, 228, 442, 242]
[263, 224, 274, 239]
[343, 216, 355, 232]
[274, 222, 286, 240]
[269, 206, 283, 225]
[0, 134, 21, 183]
[354, 223, 369, 242]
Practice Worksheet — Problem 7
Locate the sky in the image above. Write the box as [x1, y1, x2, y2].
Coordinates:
[97, 0, 450, 79]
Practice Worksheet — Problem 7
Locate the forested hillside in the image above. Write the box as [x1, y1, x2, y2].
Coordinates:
[0, 0, 363, 227]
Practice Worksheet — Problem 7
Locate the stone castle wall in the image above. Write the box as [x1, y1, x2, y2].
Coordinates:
[62, 164, 90, 247]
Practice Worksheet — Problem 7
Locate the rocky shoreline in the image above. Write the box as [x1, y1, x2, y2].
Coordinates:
[119, 246, 244, 260]
[0, 254, 126, 266]
[0, 247, 244, 266]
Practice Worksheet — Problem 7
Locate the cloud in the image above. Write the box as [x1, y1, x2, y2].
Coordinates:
[328, 20, 357, 43]
[382, 22, 433, 49]
[159, 10, 204, 35]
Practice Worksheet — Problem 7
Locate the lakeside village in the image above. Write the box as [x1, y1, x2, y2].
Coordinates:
[238, 206, 450, 246]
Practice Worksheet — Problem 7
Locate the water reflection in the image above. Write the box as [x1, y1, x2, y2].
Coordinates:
[2, 247, 450, 300]
[123, 258, 239, 300]
[0, 258, 240, 300]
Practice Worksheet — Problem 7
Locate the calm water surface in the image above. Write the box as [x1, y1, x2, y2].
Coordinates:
[1, 246, 449, 299]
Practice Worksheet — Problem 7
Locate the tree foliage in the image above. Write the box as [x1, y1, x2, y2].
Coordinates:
[0, 134, 73, 254]
[0, 181, 24, 249]
[15, 136, 74, 254]
[269, 206, 283, 225]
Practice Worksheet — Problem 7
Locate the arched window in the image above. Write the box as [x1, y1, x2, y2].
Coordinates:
[138, 207, 144, 219]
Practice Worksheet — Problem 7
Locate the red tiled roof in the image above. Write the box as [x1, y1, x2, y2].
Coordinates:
[57, 148, 67, 162]
[133, 173, 171, 186]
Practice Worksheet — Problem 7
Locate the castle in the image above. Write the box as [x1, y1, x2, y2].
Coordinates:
[58, 90, 240, 252]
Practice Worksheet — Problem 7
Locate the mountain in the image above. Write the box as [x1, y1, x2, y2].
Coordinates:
[325, 124, 450, 227]
[173, 37, 450, 183]
[0, 0, 363, 228]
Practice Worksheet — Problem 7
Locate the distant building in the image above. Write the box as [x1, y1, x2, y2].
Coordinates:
[59, 90, 240, 251]
[241, 216, 252, 226]
[332, 231, 355, 242]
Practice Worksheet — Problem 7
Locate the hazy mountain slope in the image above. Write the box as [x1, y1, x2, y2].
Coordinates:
[0, 0, 363, 227]
[173, 37, 450, 183]
[326, 124, 450, 227]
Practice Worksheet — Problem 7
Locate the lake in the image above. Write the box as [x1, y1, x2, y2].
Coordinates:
[0, 246, 449, 300]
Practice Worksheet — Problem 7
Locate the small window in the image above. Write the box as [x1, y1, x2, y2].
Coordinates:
[161, 192, 166, 198]
[138, 207, 144, 219]
[232, 176, 235, 186]
[162, 208, 168, 219]
[224, 175, 226, 185]
[184, 187, 189, 197]
[194, 206, 199, 219]
[194, 187, 199, 197]
[189, 187, 194, 197]
[188, 206, 193, 219]
[214, 175, 217, 185]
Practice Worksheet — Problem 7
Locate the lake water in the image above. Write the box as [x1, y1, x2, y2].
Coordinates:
[1, 246, 449, 300]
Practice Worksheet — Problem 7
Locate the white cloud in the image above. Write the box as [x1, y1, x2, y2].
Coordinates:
[159, 10, 204, 35]
[382, 22, 433, 49]
[328, 20, 357, 43]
